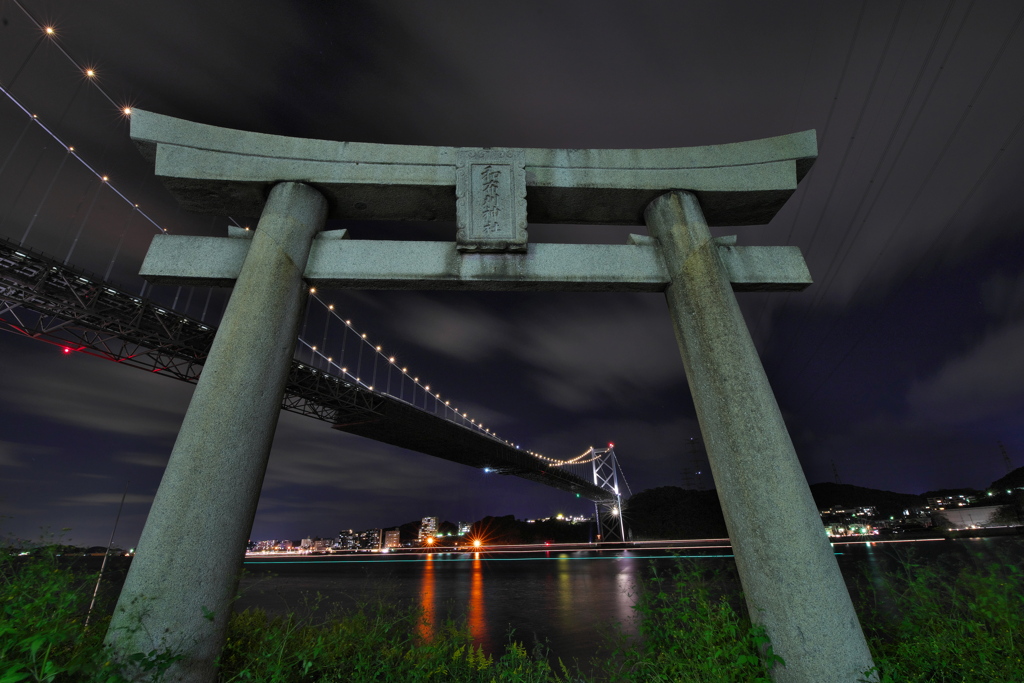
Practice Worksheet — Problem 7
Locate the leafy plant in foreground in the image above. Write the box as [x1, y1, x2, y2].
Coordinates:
[218, 596, 572, 682]
[6, 537, 1024, 683]
[0, 545, 122, 682]
[596, 564, 782, 683]
[0, 543, 183, 683]
[858, 556, 1024, 683]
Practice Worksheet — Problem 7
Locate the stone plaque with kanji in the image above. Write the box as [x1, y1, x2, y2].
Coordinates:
[455, 148, 527, 252]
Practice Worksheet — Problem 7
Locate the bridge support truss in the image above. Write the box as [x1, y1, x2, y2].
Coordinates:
[591, 447, 627, 542]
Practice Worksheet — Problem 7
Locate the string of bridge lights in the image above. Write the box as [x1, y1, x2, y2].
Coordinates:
[0, 13, 164, 237]
[0, 83, 163, 237]
[303, 289, 601, 468]
[3, 10, 606, 472]
[10, 3, 133, 114]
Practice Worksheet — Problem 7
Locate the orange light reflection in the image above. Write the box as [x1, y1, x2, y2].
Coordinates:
[468, 553, 490, 651]
[417, 554, 435, 643]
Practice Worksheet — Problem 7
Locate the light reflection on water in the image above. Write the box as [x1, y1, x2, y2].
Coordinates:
[468, 554, 489, 649]
[417, 553, 434, 642]
[615, 552, 638, 626]
[238, 537, 1024, 664]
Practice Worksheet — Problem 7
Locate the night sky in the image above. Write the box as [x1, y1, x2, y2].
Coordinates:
[1, 2, 1023, 547]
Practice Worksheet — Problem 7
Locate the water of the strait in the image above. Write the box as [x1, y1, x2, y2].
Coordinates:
[236, 536, 1024, 667]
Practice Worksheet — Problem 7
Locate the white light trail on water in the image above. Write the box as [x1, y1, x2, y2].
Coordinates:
[243, 554, 740, 565]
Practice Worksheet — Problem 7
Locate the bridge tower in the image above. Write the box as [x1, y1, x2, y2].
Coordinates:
[591, 445, 627, 542]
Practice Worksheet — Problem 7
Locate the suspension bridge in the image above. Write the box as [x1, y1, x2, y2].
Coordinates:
[0, 28, 630, 525]
[0, 234, 626, 506]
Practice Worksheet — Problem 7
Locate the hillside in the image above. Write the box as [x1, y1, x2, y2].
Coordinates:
[625, 483, 928, 540]
[808, 482, 925, 516]
[624, 487, 727, 540]
[990, 466, 1024, 492]
[385, 469, 1024, 544]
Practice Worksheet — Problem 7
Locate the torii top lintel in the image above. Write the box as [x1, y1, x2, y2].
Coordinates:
[130, 110, 817, 227]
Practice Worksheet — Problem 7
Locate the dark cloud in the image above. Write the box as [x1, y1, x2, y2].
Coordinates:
[908, 320, 1024, 424]
[56, 493, 153, 507]
[513, 295, 683, 411]
[0, 352, 192, 437]
[1, 1, 1023, 544]
[391, 294, 510, 363]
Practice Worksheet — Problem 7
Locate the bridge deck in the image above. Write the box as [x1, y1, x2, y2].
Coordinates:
[333, 398, 613, 502]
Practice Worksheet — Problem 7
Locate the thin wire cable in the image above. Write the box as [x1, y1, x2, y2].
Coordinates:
[63, 176, 106, 264]
[773, 2, 908, 369]
[19, 149, 69, 244]
[201, 288, 213, 323]
[0, 118, 34, 178]
[104, 207, 135, 281]
[54, 78, 85, 129]
[0, 84, 165, 233]
[0, 139, 49, 240]
[10, 0, 123, 111]
[3, 31, 44, 90]
[5, 10, 619, 485]
[804, 104, 1024, 402]
[753, 2, 870, 345]
[802, 1, 907, 263]
[300, 293, 594, 465]
[792, 4, 1022, 386]
[805, 0, 960, 305]
[775, 1, 969, 371]
[784, 2, 869, 246]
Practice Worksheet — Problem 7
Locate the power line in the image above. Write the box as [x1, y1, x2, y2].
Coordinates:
[799, 9, 1024, 400]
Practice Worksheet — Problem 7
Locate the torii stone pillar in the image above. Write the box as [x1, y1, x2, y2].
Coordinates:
[647, 191, 874, 683]
[105, 182, 327, 681]
[117, 109, 876, 682]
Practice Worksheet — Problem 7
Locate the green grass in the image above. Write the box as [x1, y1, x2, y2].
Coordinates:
[218, 599, 566, 682]
[0, 546, 125, 683]
[857, 558, 1024, 682]
[595, 564, 781, 683]
[2, 544, 1023, 682]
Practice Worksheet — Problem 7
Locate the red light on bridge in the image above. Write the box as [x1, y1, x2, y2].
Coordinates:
[608, 442, 614, 448]
[62, 347, 71, 355]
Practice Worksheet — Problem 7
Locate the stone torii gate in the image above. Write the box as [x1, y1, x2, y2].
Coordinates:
[106, 110, 875, 683]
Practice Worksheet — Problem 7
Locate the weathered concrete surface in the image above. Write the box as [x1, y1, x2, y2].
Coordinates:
[645, 191, 875, 683]
[104, 182, 327, 682]
[130, 108, 816, 226]
[140, 234, 811, 292]
[455, 148, 528, 251]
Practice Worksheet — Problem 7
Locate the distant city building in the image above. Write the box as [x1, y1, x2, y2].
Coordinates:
[337, 529, 355, 549]
[820, 506, 880, 537]
[384, 528, 401, 549]
[457, 521, 472, 535]
[353, 528, 382, 550]
[419, 517, 438, 541]
[300, 537, 313, 550]
[818, 506, 877, 518]
[525, 514, 591, 524]
[927, 494, 977, 509]
[823, 521, 875, 537]
[932, 505, 1002, 529]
